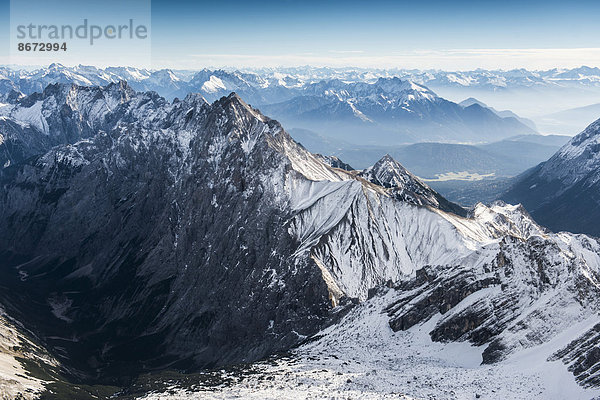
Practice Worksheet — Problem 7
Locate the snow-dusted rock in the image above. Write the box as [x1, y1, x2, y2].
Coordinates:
[504, 117, 600, 236]
[0, 82, 598, 397]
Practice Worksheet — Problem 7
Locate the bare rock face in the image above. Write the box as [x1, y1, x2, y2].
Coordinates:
[0, 81, 138, 168]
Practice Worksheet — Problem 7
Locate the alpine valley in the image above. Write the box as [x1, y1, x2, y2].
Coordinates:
[0, 68, 599, 400]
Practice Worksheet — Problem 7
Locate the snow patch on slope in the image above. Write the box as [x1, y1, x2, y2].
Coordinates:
[201, 76, 227, 93]
[134, 289, 597, 400]
[0, 310, 55, 399]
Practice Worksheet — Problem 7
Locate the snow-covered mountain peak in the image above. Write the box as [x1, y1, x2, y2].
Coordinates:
[539, 117, 600, 185]
[558, 117, 600, 159]
[201, 75, 227, 93]
[358, 154, 465, 215]
[471, 201, 547, 240]
[189, 69, 257, 94]
[149, 69, 180, 81]
[361, 153, 414, 188]
[374, 76, 437, 99]
[304, 77, 438, 104]
[179, 92, 350, 184]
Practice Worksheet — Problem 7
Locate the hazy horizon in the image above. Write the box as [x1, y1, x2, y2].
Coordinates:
[2, 62, 600, 73]
[2, 62, 599, 132]
[2, 0, 600, 70]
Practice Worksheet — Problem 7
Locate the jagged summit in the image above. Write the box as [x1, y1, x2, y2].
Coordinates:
[217, 91, 253, 109]
[181, 92, 209, 106]
[359, 154, 467, 216]
[22, 80, 136, 107]
[211, 92, 262, 116]
[361, 154, 415, 188]
[545, 117, 600, 181]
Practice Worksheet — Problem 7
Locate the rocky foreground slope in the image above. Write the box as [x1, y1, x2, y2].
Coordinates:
[0, 83, 598, 398]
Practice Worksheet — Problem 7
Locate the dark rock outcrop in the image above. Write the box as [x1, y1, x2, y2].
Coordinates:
[549, 323, 600, 387]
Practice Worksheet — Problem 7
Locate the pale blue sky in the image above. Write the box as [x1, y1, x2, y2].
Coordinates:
[2, 0, 600, 69]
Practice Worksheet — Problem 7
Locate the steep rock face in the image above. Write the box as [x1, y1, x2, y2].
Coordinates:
[0, 118, 52, 168]
[0, 79, 24, 103]
[0, 91, 337, 382]
[503, 118, 600, 236]
[550, 322, 600, 388]
[4, 85, 480, 383]
[0, 83, 503, 384]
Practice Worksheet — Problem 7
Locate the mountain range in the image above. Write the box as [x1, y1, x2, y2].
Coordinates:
[0, 81, 599, 399]
[5, 64, 600, 112]
[0, 64, 545, 144]
[9, 63, 600, 140]
[260, 78, 536, 144]
[397, 66, 600, 120]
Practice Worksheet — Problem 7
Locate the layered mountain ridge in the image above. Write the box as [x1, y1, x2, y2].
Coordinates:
[0, 83, 469, 382]
[359, 154, 467, 216]
[0, 64, 537, 145]
[260, 77, 535, 144]
[0, 82, 598, 398]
